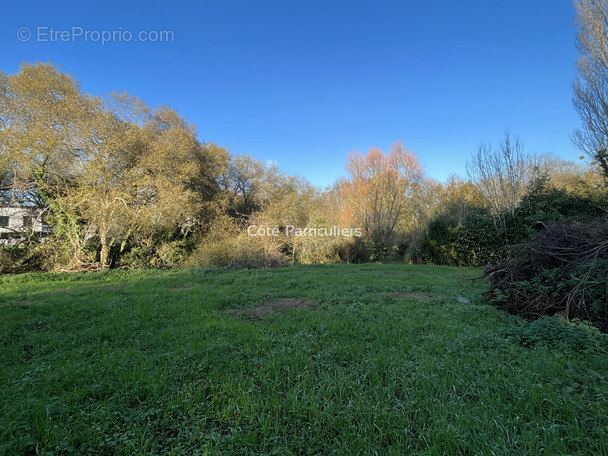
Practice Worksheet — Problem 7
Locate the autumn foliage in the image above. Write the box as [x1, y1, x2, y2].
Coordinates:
[1, 62, 607, 277]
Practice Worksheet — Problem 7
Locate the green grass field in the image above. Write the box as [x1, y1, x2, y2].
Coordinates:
[1, 264, 607, 455]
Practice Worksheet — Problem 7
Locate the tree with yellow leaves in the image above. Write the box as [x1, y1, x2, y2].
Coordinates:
[0, 63, 205, 268]
[337, 141, 426, 255]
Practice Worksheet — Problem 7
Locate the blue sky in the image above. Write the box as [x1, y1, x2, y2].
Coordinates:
[1, 1, 581, 188]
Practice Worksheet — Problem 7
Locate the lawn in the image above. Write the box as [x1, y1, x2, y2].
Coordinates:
[0, 264, 607, 455]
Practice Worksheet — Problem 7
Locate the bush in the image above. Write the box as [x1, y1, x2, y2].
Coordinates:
[518, 177, 606, 226]
[292, 235, 344, 264]
[452, 211, 534, 266]
[184, 216, 287, 269]
[0, 247, 25, 274]
[333, 236, 370, 263]
[412, 177, 606, 267]
[185, 235, 286, 269]
[0, 244, 48, 274]
[118, 240, 193, 269]
[411, 209, 534, 266]
[416, 216, 457, 265]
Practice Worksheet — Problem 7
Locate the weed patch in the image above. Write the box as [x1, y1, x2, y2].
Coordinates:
[228, 298, 319, 321]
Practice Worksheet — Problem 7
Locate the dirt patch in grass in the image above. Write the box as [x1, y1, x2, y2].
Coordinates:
[170, 286, 190, 291]
[230, 298, 318, 321]
[53, 285, 123, 294]
[389, 292, 436, 301]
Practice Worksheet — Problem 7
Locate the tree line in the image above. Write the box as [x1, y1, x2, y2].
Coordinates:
[2, 0, 608, 273]
[0, 61, 606, 273]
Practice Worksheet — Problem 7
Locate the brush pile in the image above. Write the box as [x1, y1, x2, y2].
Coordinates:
[484, 221, 608, 331]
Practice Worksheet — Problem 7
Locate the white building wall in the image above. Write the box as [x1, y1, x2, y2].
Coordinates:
[0, 207, 48, 244]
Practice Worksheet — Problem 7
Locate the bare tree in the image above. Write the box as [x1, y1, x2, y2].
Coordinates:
[466, 131, 535, 223]
[572, 0, 608, 179]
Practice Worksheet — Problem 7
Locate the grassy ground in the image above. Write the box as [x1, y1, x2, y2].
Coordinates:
[1, 264, 607, 455]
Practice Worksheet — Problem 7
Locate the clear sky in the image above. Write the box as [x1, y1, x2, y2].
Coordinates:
[1, 0, 581, 188]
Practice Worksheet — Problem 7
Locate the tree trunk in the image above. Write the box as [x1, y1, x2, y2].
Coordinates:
[100, 232, 110, 268]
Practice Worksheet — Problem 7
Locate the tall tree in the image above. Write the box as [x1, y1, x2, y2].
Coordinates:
[466, 131, 534, 222]
[0, 63, 204, 267]
[572, 0, 608, 179]
[0, 63, 95, 254]
[64, 94, 201, 266]
[340, 141, 425, 249]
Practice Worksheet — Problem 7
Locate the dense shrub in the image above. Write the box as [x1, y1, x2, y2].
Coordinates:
[517, 177, 606, 226]
[333, 236, 369, 263]
[412, 209, 534, 266]
[413, 177, 607, 267]
[117, 239, 193, 269]
[291, 235, 345, 264]
[415, 216, 458, 265]
[0, 244, 47, 274]
[452, 211, 534, 266]
[184, 217, 287, 271]
[185, 236, 286, 269]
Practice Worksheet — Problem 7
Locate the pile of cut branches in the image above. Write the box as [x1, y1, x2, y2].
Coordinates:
[484, 221, 608, 331]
